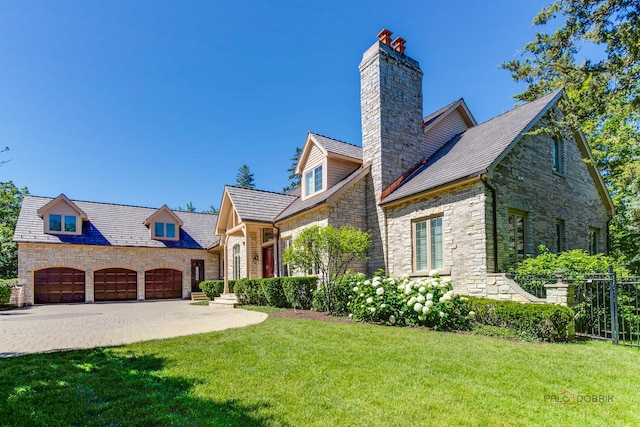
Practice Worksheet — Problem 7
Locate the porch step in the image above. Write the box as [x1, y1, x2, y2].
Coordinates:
[210, 293, 239, 309]
[191, 292, 210, 302]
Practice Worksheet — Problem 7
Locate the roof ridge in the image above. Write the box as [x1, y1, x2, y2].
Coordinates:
[309, 132, 362, 149]
[474, 90, 561, 127]
[225, 185, 298, 198]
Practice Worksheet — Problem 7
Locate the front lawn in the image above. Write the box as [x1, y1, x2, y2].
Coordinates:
[0, 317, 638, 426]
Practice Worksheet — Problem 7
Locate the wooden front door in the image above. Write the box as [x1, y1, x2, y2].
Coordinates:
[262, 245, 274, 278]
[191, 259, 205, 291]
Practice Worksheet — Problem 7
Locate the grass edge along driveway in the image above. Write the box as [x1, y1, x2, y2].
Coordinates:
[1, 317, 638, 426]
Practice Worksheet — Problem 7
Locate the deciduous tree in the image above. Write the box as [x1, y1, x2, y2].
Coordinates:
[0, 181, 28, 278]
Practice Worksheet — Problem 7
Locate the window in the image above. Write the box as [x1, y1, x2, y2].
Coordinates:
[154, 222, 177, 239]
[552, 138, 565, 174]
[282, 239, 292, 277]
[555, 219, 566, 253]
[508, 211, 527, 265]
[48, 214, 77, 234]
[262, 228, 274, 243]
[304, 165, 323, 196]
[589, 227, 599, 255]
[233, 244, 241, 280]
[413, 217, 443, 272]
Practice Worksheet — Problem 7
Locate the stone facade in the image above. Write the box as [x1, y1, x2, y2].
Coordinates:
[17, 243, 220, 305]
[491, 115, 610, 271]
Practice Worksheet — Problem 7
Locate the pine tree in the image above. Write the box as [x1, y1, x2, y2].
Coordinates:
[282, 146, 302, 193]
[236, 164, 255, 189]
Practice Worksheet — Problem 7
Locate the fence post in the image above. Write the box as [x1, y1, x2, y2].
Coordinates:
[609, 265, 619, 345]
[545, 270, 575, 341]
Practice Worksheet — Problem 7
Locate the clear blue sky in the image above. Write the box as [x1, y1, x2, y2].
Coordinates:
[1, 0, 550, 211]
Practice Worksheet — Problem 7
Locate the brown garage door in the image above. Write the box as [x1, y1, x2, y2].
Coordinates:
[145, 269, 183, 300]
[34, 267, 85, 304]
[94, 268, 137, 301]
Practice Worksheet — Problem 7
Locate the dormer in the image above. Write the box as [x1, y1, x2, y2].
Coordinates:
[36, 194, 88, 236]
[422, 98, 476, 160]
[296, 133, 362, 201]
[143, 205, 183, 241]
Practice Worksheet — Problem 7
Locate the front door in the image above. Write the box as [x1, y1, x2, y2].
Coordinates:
[262, 245, 274, 278]
[191, 259, 205, 292]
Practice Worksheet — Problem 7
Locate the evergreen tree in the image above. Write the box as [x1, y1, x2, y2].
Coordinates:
[282, 146, 302, 193]
[236, 164, 255, 189]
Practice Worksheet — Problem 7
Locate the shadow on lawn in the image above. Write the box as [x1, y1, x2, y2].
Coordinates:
[0, 348, 283, 426]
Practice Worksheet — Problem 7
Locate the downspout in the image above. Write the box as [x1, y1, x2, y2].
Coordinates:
[273, 224, 281, 277]
[480, 175, 499, 273]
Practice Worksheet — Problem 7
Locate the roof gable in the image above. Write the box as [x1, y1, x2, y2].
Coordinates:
[143, 204, 184, 227]
[36, 193, 88, 220]
[296, 133, 362, 174]
[422, 98, 476, 131]
[219, 186, 297, 226]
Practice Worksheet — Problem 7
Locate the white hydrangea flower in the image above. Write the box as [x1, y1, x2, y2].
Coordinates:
[404, 285, 412, 295]
[425, 300, 434, 308]
[347, 302, 350, 306]
[439, 296, 445, 303]
[360, 293, 364, 297]
[439, 311, 446, 318]
[426, 293, 433, 301]
[417, 294, 425, 303]
[348, 313, 353, 318]
[369, 307, 376, 313]
[399, 311, 404, 316]
[414, 302, 423, 312]
[422, 305, 430, 314]
[366, 297, 374, 304]
[401, 274, 410, 280]
[418, 286, 426, 294]
[364, 280, 371, 286]
[398, 285, 405, 291]
[429, 270, 438, 277]
[353, 286, 359, 292]
[407, 297, 417, 306]
[442, 277, 452, 283]
[389, 315, 396, 324]
[469, 311, 475, 317]
[380, 303, 387, 309]
[418, 315, 426, 321]
[376, 287, 384, 296]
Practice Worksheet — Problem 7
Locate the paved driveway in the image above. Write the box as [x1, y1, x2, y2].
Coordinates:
[0, 301, 267, 357]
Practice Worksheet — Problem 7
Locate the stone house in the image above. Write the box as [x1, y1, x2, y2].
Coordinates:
[14, 29, 614, 304]
[14, 194, 221, 304]
[215, 29, 613, 301]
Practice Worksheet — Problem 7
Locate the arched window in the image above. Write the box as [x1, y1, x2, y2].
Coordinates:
[233, 244, 241, 280]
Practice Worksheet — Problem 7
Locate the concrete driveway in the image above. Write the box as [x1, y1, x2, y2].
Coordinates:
[0, 300, 267, 357]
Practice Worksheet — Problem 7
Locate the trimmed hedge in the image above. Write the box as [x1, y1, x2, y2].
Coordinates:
[233, 277, 318, 309]
[199, 280, 236, 299]
[467, 297, 574, 342]
[0, 283, 12, 305]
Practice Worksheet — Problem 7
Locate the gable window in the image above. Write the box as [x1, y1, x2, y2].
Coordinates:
[413, 216, 443, 272]
[233, 244, 241, 280]
[154, 222, 176, 239]
[552, 138, 565, 174]
[508, 211, 527, 265]
[304, 165, 323, 196]
[555, 219, 566, 253]
[589, 227, 599, 255]
[49, 214, 77, 234]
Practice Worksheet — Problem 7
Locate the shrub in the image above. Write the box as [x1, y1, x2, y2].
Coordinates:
[467, 297, 574, 342]
[199, 280, 227, 299]
[312, 274, 357, 314]
[233, 280, 246, 304]
[348, 273, 472, 330]
[282, 276, 317, 310]
[261, 278, 289, 308]
[242, 279, 268, 306]
[0, 282, 13, 305]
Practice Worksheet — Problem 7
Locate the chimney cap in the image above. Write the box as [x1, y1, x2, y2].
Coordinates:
[391, 36, 406, 54]
[377, 28, 393, 45]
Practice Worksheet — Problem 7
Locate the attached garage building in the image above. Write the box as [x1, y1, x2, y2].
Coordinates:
[14, 194, 223, 305]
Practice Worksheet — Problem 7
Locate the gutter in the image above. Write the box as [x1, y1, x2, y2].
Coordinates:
[480, 174, 499, 273]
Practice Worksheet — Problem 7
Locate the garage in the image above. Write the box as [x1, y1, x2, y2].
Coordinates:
[94, 268, 138, 301]
[34, 267, 86, 304]
[145, 268, 183, 300]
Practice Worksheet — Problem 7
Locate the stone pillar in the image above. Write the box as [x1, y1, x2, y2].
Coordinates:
[545, 270, 575, 340]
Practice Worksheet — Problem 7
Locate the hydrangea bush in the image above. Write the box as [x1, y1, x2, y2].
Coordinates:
[346, 272, 473, 330]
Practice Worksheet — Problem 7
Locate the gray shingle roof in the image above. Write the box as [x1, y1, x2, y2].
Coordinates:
[225, 186, 297, 223]
[382, 90, 563, 204]
[14, 195, 220, 249]
[310, 133, 362, 160]
[275, 164, 370, 222]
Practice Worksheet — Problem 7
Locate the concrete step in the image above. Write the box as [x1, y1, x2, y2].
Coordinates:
[191, 292, 210, 302]
[209, 293, 239, 309]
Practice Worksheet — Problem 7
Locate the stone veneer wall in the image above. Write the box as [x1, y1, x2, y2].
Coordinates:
[18, 243, 219, 305]
[491, 116, 610, 271]
[384, 181, 489, 294]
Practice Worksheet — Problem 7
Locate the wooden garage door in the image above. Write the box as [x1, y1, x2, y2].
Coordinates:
[34, 268, 85, 304]
[94, 268, 137, 301]
[145, 269, 183, 300]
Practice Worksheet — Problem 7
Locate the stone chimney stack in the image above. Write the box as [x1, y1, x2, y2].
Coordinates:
[360, 29, 424, 199]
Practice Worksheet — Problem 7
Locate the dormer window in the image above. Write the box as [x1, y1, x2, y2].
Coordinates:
[48, 214, 77, 233]
[154, 222, 176, 239]
[37, 194, 87, 236]
[304, 165, 323, 196]
[144, 205, 183, 241]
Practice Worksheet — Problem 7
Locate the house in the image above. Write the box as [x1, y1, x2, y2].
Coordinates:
[214, 29, 613, 301]
[14, 29, 614, 304]
[14, 194, 221, 304]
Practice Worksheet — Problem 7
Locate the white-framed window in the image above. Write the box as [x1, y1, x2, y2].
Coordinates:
[555, 219, 566, 253]
[552, 138, 565, 174]
[304, 165, 323, 196]
[413, 216, 443, 272]
[262, 228, 275, 243]
[153, 222, 176, 239]
[508, 210, 527, 265]
[233, 244, 241, 280]
[589, 227, 599, 255]
[49, 214, 78, 234]
[282, 238, 292, 277]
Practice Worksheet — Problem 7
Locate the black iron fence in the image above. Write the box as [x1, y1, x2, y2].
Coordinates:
[512, 268, 640, 348]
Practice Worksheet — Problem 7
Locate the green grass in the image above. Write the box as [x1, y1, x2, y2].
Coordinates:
[1, 318, 638, 426]
[189, 300, 210, 306]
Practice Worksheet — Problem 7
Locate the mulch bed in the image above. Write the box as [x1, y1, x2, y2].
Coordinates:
[268, 309, 354, 323]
